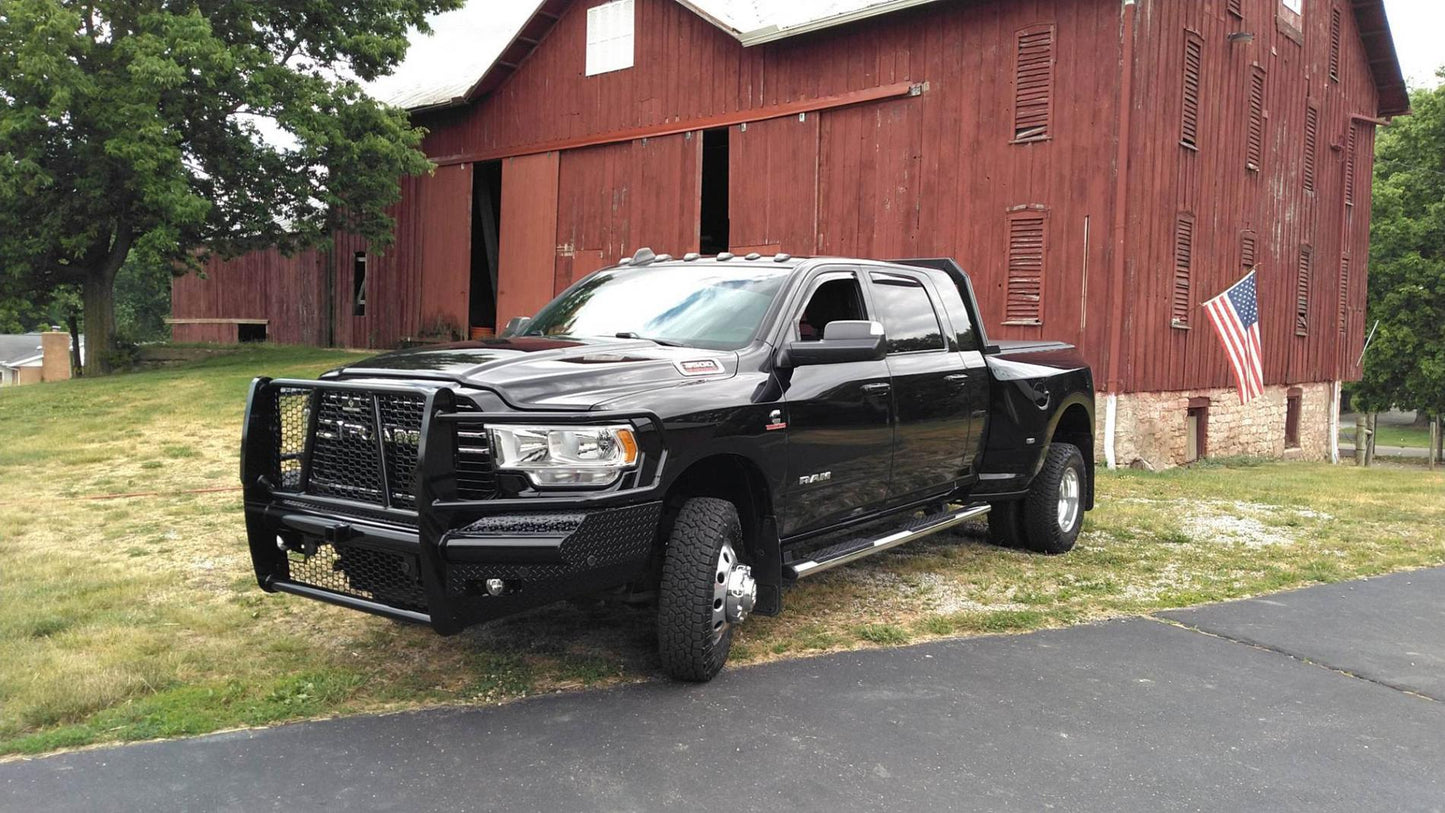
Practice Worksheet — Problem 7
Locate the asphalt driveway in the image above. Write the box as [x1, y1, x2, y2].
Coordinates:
[4, 568, 1443, 812]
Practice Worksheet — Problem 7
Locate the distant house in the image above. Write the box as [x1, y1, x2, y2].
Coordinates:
[0, 333, 80, 386]
[173, 0, 1408, 467]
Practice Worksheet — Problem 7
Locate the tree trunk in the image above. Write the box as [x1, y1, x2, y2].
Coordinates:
[78, 225, 134, 377]
[67, 313, 83, 377]
[81, 267, 119, 376]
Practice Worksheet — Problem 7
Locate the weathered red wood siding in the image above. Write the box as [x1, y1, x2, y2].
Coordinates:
[327, 164, 472, 348]
[1118, 0, 1379, 393]
[171, 248, 327, 344]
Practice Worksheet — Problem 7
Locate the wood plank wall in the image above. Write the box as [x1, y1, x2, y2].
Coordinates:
[1120, 0, 1378, 393]
[171, 247, 327, 345]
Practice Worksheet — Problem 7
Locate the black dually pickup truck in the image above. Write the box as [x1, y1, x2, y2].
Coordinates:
[242, 252, 1094, 680]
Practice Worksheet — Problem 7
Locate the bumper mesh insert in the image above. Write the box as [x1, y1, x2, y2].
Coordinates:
[285, 542, 427, 612]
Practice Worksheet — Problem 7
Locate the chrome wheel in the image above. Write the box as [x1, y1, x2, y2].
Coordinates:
[1057, 466, 1081, 533]
[711, 539, 756, 638]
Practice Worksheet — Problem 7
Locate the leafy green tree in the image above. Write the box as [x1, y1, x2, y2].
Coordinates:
[0, 0, 460, 373]
[1356, 74, 1445, 421]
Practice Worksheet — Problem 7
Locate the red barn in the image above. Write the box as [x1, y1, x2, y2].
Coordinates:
[171, 0, 1408, 468]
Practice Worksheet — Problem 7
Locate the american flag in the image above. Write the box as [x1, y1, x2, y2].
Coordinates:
[1203, 270, 1264, 404]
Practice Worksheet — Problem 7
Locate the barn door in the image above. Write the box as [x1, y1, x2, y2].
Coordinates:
[415, 163, 473, 339]
[729, 115, 820, 256]
[496, 151, 560, 325]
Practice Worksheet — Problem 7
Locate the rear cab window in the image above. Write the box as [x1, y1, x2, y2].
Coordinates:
[868, 272, 946, 354]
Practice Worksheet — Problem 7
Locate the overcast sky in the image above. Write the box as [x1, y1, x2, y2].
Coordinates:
[1382, 0, 1444, 89]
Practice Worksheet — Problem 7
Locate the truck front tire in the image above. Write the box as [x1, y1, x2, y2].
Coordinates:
[1020, 442, 1086, 554]
[657, 497, 753, 682]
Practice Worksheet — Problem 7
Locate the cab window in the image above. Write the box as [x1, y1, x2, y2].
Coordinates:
[869, 274, 945, 354]
[797, 276, 868, 341]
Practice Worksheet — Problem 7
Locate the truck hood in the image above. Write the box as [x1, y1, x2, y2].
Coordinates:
[329, 337, 739, 409]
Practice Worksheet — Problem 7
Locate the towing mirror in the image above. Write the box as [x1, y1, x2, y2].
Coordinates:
[782, 320, 887, 367]
[500, 316, 532, 338]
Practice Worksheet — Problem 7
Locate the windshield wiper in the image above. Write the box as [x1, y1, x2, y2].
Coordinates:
[615, 332, 686, 347]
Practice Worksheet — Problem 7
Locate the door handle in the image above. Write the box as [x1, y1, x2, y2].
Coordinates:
[943, 373, 970, 383]
[861, 382, 892, 395]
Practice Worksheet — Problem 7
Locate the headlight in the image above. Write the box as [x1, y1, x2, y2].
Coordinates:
[489, 425, 640, 487]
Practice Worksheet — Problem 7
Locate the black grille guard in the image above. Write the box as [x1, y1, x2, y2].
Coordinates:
[240, 377, 668, 633]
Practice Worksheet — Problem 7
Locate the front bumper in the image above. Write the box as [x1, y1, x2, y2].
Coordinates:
[241, 378, 666, 634]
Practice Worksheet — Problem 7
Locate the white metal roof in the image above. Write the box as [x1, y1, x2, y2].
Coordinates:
[366, 0, 945, 110]
[365, 1, 548, 111]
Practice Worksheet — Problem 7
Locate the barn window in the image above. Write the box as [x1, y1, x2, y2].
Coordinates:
[1338, 254, 1350, 333]
[1285, 388, 1303, 448]
[1241, 229, 1258, 270]
[1004, 208, 1047, 325]
[1329, 6, 1342, 82]
[1303, 104, 1319, 193]
[586, 0, 635, 77]
[1012, 24, 1055, 142]
[1247, 67, 1266, 171]
[1172, 213, 1195, 328]
[1228, 0, 1243, 18]
[1344, 124, 1357, 206]
[1295, 243, 1312, 336]
[352, 252, 367, 317]
[1282, 0, 1303, 14]
[1181, 32, 1204, 150]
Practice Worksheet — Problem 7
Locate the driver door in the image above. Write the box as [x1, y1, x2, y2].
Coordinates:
[777, 268, 893, 537]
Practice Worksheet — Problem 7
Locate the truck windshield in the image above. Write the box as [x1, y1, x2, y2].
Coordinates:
[524, 264, 791, 350]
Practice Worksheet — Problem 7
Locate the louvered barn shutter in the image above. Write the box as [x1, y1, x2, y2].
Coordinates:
[1013, 26, 1055, 141]
[1173, 214, 1194, 326]
[1005, 210, 1046, 324]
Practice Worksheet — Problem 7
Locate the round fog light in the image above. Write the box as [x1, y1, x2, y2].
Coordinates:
[485, 578, 506, 596]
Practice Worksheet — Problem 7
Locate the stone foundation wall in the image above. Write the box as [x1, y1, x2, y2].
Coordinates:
[1098, 382, 1337, 470]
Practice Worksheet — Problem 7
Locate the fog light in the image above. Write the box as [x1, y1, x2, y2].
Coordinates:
[485, 578, 506, 596]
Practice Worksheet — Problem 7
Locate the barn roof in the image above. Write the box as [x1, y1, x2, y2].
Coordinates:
[367, 0, 1411, 116]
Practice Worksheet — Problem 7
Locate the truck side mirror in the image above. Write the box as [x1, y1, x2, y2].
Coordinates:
[501, 316, 532, 338]
[781, 320, 887, 367]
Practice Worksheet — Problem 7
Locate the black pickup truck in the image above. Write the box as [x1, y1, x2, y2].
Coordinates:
[242, 252, 1095, 680]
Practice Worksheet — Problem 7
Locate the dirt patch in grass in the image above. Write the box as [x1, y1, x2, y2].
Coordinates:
[2, 346, 1443, 756]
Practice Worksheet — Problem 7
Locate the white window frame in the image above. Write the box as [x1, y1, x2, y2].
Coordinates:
[586, 0, 635, 77]
[1282, 0, 1303, 14]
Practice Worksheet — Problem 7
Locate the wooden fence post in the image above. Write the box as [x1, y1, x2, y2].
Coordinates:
[1355, 414, 1366, 465]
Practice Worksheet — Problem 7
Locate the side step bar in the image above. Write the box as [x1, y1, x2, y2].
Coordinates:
[785, 503, 991, 580]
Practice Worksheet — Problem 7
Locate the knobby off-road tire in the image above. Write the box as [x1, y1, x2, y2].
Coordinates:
[657, 497, 744, 682]
[1020, 441, 1086, 555]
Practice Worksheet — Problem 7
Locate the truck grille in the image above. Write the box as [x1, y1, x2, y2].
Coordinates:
[267, 386, 497, 508]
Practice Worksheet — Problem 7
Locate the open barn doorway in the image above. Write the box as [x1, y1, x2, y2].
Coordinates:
[470, 160, 503, 338]
[699, 128, 730, 254]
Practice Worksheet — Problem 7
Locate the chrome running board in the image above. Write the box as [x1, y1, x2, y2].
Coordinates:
[785, 503, 991, 580]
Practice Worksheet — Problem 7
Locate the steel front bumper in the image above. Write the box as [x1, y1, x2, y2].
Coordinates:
[241, 377, 666, 634]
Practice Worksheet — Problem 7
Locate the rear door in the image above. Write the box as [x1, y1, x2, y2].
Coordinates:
[866, 269, 982, 502]
[778, 267, 893, 537]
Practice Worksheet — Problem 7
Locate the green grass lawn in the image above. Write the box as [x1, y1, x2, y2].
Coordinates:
[1339, 421, 1434, 449]
[2, 346, 1443, 757]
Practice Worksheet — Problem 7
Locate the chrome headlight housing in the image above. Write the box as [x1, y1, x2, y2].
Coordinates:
[488, 424, 640, 488]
